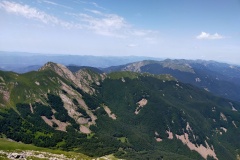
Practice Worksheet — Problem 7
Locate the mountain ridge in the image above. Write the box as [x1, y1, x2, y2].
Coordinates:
[103, 59, 240, 102]
[0, 61, 240, 159]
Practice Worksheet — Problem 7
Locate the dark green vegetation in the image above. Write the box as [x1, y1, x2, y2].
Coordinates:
[104, 59, 240, 102]
[0, 62, 240, 160]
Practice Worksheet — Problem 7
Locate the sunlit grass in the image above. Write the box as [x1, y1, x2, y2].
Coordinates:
[0, 138, 91, 159]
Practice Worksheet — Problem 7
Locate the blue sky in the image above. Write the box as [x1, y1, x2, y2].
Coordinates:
[0, 0, 240, 63]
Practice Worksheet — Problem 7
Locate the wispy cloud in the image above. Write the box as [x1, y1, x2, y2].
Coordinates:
[73, 0, 106, 10]
[0, 1, 74, 28]
[42, 0, 72, 10]
[130, 30, 156, 37]
[196, 32, 224, 40]
[68, 9, 156, 38]
[0, 1, 157, 39]
[67, 10, 129, 37]
[90, 2, 106, 10]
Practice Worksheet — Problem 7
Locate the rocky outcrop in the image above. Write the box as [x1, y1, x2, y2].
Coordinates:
[39, 62, 105, 95]
[1, 150, 75, 160]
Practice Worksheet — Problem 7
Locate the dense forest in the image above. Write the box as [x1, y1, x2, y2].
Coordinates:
[0, 64, 240, 160]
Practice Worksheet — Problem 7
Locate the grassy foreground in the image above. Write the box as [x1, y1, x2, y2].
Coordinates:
[0, 138, 119, 160]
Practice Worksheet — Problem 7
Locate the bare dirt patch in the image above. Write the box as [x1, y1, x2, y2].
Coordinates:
[77, 117, 89, 124]
[156, 138, 162, 142]
[135, 98, 148, 114]
[232, 121, 237, 128]
[0, 88, 10, 103]
[220, 112, 227, 121]
[166, 130, 173, 139]
[232, 106, 238, 111]
[220, 127, 227, 133]
[80, 125, 91, 134]
[103, 105, 117, 120]
[41, 115, 69, 132]
[176, 133, 218, 160]
[41, 116, 53, 127]
[186, 122, 192, 131]
[52, 116, 69, 132]
[60, 93, 81, 118]
[29, 103, 34, 113]
[229, 102, 238, 111]
[61, 81, 78, 96]
[76, 97, 97, 126]
[155, 131, 163, 142]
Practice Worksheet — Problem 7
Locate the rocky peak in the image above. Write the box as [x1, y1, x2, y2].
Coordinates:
[39, 62, 105, 94]
[39, 62, 76, 81]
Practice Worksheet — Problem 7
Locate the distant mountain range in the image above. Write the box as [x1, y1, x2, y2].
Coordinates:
[0, 51, 163, 73]
[0, 61, 240, 160]
[102, 59, 240, 102]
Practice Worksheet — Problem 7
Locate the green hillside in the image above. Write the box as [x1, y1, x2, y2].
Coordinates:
[0, 138, 91, 160]
[0, 62, 240, 160]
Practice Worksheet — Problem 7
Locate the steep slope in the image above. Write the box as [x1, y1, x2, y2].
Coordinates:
[0, 63, 240, 160]
[0, 63, 110, 156]
[103, 59, 240, 102]
[92, 72, 240, 160]
[40, 62, 105, 94]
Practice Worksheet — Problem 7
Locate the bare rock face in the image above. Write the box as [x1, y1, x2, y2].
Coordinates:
[75, 68, 106, 94]
[39, 62, 105, 95]
[122, 61, 149, 72]
[39, 62, 83, 90]
[39, 62, 101, 133]
[0, 76, 10, 106]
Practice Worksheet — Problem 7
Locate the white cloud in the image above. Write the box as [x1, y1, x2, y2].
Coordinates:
[68, 10, 130, 37]
[127, 44, 138, 47]
[42, 0, 72, 10]
[130, 30, 156, 37]
[0, 1, 74, 28]
[0, 1, 157, 39]
[196, 32, 224, 40]
[90, 2, 106, 10]
[68, 10, 157, 38]
[73, 1, 106, 10]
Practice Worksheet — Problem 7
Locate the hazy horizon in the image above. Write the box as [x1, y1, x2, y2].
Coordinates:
[1, 0, 240, 64]
[1, 50, 240, 66]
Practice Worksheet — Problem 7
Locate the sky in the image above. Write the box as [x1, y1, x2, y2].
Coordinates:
[0, 0, 240, 63]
